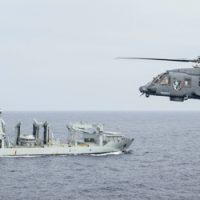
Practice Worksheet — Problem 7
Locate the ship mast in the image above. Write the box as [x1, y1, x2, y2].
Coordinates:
[0, 110, 6, 148]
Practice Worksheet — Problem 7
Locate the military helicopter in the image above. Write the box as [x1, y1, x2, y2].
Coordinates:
[118, 56, 200, 102]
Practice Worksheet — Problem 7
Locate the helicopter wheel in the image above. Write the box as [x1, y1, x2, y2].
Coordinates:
[145, 94, 150, 98]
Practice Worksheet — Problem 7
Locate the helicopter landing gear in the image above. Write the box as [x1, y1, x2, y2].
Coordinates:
[145, 94, 150, 98]
[184, 96, 189, 101]
[170, 97, 184, 102]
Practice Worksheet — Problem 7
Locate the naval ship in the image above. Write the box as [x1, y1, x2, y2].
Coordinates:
[0, 112, 133, 157]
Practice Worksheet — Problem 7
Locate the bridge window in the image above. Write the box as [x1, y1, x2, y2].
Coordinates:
[84, 138, 95, 143]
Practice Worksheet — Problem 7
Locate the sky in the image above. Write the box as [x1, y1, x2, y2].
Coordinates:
[1, 0, 200, 111]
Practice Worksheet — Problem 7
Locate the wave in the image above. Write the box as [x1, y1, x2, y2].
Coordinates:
[90, 151, 123, 157]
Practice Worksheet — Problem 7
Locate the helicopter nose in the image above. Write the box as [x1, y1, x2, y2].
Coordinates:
[148, 85, 157, 93]
[139, 86, 148, 93]
[139, 84, 157, 95]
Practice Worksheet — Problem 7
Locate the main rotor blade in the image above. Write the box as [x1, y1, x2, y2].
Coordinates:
[116, 57, 198, 63]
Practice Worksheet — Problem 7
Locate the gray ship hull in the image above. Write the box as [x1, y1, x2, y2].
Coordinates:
[0, 138, 133, 157]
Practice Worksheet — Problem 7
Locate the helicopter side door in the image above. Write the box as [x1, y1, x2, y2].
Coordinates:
[191, 75, 200, 97]
[170, 73, 192, 97]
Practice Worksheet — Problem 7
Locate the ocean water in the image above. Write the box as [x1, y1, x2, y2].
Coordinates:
[0, 111, 200, 200]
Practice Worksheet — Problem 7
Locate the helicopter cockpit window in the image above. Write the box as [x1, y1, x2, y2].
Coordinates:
[160, 75, 170, 85]
[153, 74, 170, 85]
[153, 74, 163, 84]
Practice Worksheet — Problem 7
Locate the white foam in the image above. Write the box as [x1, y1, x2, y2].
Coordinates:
[90, 151, 123, 157]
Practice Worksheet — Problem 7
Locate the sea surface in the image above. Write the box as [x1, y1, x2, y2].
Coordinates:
[0, 111, 200, 200]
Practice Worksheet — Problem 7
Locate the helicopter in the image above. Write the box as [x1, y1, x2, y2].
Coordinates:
[118, 56, 200, 102]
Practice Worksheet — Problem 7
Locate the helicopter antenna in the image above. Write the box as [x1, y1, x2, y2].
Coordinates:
[116, 57, 200, 63]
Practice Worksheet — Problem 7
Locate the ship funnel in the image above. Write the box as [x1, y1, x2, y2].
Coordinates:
[15, 122, 21, 145]
[33, 120, 41, 145]
[43, 121, 49, 145]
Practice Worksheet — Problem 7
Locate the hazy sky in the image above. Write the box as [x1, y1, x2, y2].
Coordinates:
[1, 0, 200, 111]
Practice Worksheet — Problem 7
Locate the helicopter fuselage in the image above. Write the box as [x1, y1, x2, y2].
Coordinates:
[139, 67, 200, 101]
